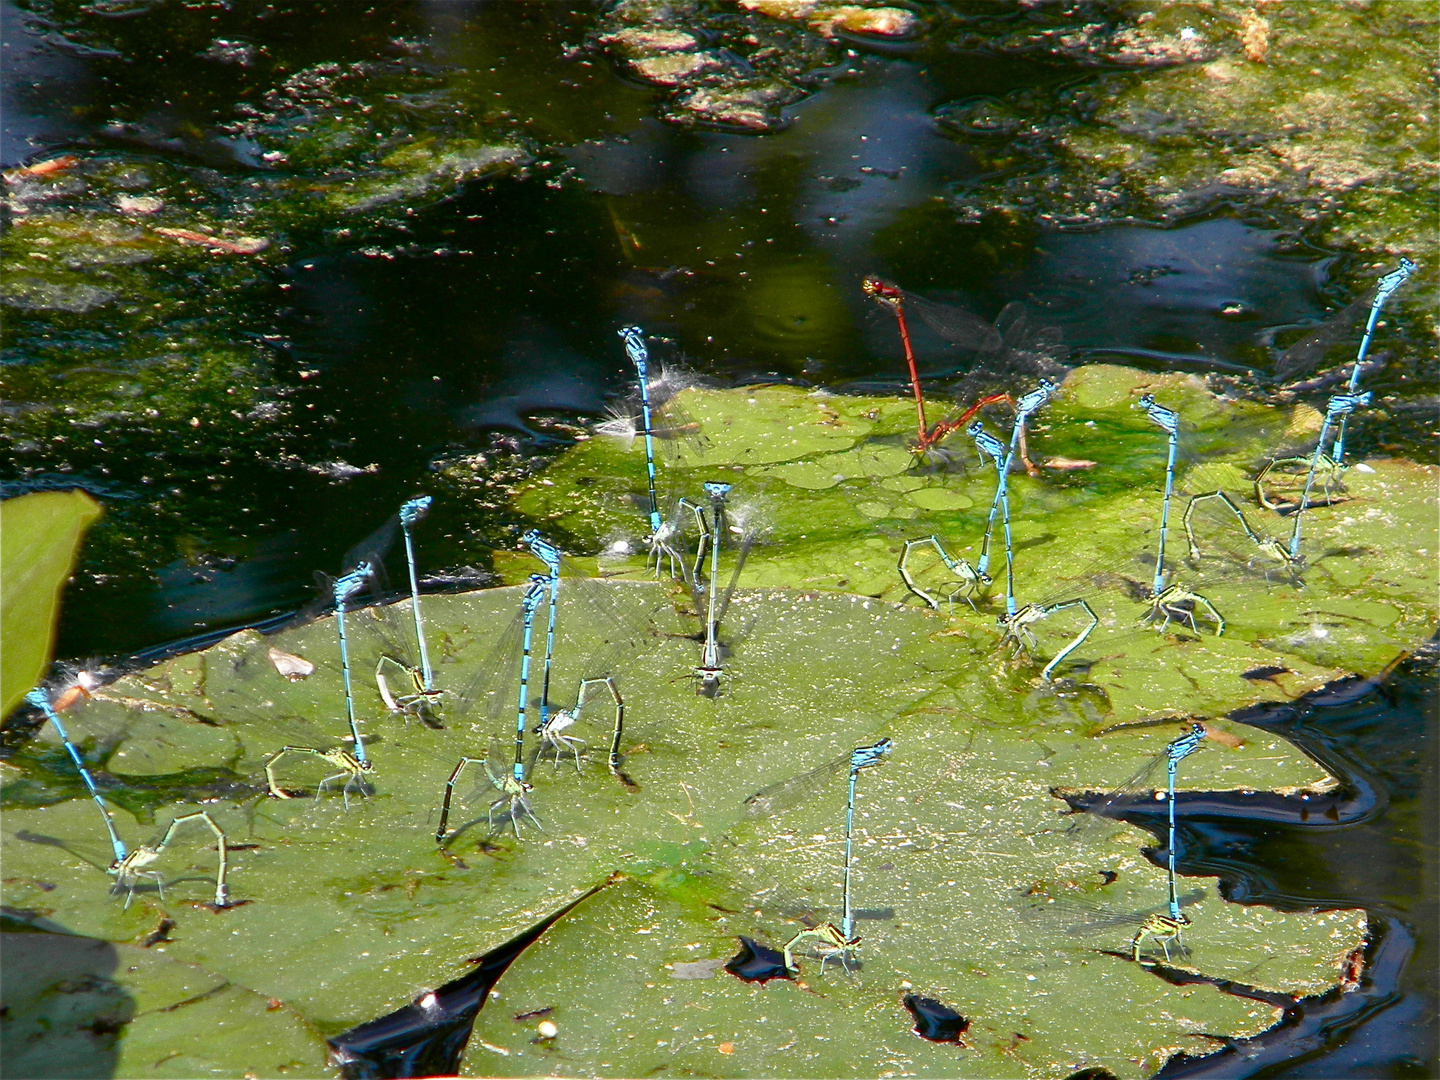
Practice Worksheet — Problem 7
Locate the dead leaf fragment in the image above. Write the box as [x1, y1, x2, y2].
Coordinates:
[268, 647, 314, 680]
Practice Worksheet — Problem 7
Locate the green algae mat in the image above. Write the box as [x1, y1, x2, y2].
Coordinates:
[3, 367, 1433, 1078]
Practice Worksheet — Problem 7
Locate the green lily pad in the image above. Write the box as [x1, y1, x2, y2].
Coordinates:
[0, 930, 329, 1078]
[6, 364, 1429, 1075]
[516, 366, 1435, 721]
[2, 582, 1361, 1077]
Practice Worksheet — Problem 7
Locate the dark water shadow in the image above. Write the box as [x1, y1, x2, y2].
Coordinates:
[328, 876, 613, 1079]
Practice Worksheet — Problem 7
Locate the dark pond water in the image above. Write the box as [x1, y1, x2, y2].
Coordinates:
[2, 2, 1434, 1076]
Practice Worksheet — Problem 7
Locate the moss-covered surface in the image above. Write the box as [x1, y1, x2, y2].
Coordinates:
[2, 1, 1431, 665]
[593, 0, 919, 132]
[922, 1, 1437, 335]
[516, 370, 1435, 719]
[3, 6, 1433, 1063]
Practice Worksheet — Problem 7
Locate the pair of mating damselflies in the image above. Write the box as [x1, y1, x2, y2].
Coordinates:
[1032, 721, 1210, 963]
[608, 326, 760, 694]
[600, 366, 764, 693]
[874, 261, 1414, 680]
[741, 738, 893, 975]
[23, 683, 231, 910]
[265, 495, 440, 805]
[1138, 257, 1416, 585]
[1284, 258, 1416, 559]
[956, 383, 1314, 682]
[1121, 722, 1208, 962]
[893, 377, 1061, 612]
[862, 276, 1070, 468]
[434, 530, 648, 842]
[1131, 393, 1304, 629]
[884, 373, 1102, 682]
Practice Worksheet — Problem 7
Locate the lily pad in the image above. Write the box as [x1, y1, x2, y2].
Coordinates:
[0, 930, 329, 1078]
[516, 366, 1436, 721]
[5, 364, 1429, 1075]
[2, 582, 1360, 1077]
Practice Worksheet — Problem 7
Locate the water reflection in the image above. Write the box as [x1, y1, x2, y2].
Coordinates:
[1036, 218, 1330, 368]
[5, 2, 1357, 670]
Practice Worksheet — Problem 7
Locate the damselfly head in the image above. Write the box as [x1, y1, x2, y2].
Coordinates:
[861, 275, 903, 308]
[703, 481, 732, 504]
[697, 668, 724, 698]
[399, 495, 432, 526]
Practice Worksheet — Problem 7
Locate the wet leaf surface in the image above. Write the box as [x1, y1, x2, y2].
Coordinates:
[0, 930, 329, 1079]
[9, 356, 1434, 1074]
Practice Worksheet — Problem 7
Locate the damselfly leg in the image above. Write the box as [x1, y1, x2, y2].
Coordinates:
[1183, 491, 1304, 586]
[897, 536, 986, 611]
[535, 676, 624, 779]
[373, 652, 446, 725]
[109, 809, 230, 910]
[1131, 911, 1191, 963]
[998, 599, 1098, 683]
[436, 740, 543, 843]
[263, 745, 372, 810]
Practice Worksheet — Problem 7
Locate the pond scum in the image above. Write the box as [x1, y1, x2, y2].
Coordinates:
[4, 265, 1433, 1079]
